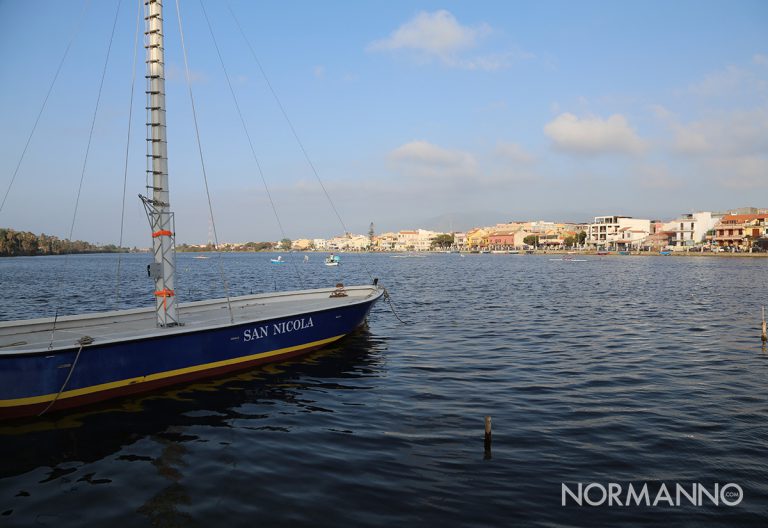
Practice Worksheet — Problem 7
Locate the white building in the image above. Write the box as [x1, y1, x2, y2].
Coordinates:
[662, 211, 721, 247]
[375, 232, 398, 251]
[313, 238, 328, 250]
[394, 229, 440, 251]
[587, 216, 651, 249]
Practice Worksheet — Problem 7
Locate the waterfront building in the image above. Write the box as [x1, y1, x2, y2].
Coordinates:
[313, 238, 327, 250]
[394, 229, 439, 251]
[374, 232, 398, 251]
[465, 228, 490, 250]
[453, 232, 467, 250]
[291, 238, 314, 250]
[713, 213, 768, 248]
[487, 230, 518, 249]
[586, 216, 651, 249]
[662, 211, 721, 247]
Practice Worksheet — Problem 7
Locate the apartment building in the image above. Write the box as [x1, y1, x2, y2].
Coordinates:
[586, 216, 651, 249]
[662, 211, 721, 247]
[394, 229, 439, 251]
[713, 214, 768, 248]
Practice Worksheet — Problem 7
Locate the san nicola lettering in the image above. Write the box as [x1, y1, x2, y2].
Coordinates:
[243, 317, 315, 342]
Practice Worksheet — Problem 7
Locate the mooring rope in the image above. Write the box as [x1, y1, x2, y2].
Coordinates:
[38, 335, 94, 417]
[383, 288, 408, 325]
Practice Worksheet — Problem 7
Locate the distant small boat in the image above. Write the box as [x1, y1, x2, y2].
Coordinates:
[660, 250, 671, 256]
[549, 257, 587, 262]
[618, 251, 630, 256]
[192, 255, 209, 259]
[270, 256, 285, 264]
[597, 251, 610, 256]
[325, 255, 340, 266]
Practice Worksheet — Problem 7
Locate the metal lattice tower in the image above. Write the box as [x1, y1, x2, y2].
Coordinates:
[141, 0, 179, 327]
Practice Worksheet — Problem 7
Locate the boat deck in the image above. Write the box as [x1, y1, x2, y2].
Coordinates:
[0, 285, 382, 355]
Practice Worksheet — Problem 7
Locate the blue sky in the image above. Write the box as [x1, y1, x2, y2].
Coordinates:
[0, 0, 766, 246]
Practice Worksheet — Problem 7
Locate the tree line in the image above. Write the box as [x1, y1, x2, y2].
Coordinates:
[0, 228, 128, 257]
[177, 242, 276, 252]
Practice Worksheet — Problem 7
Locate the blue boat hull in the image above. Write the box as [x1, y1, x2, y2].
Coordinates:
[0, 298, 378, 419]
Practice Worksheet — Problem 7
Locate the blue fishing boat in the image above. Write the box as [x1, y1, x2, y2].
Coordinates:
[0, 0, 382, 419]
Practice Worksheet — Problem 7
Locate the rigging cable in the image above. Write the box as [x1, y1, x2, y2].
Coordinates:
[174, 0, 234, 323]
[115, 0, 143, 307]
[225, 2, 377, 286]
[198, 0, 305, 290]
[0, 0, 91, 215]
[49, 0, 124, 347]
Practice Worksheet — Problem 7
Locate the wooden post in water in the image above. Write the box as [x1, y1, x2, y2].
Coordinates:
[761, 306, 767, 343]
[484, 416, 492, 459]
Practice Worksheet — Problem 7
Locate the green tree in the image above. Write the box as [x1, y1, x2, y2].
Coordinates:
[280, 238, 292, 250]
[523, 235, 539, 246]
[577, 231, 587, 245]
[563, 235, 576, 247]
[431, 234, 454, 249]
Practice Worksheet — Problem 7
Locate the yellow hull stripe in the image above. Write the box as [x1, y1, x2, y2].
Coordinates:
[0, 334, 345, 408]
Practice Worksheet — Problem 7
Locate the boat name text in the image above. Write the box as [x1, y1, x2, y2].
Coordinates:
[243, 317, 314, 342]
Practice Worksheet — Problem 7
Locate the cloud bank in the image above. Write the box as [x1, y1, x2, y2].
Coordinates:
[544, 113, 645, 155]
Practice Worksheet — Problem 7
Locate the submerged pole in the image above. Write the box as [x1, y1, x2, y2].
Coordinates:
[762, 306, 766, 343]
[484, 416, 492, 459]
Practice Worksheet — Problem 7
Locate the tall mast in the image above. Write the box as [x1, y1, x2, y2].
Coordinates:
[141, 0, 179, 327]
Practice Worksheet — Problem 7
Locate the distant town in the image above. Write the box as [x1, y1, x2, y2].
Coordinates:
[2, 206, 767, 258]
[186, 206, 768, 254]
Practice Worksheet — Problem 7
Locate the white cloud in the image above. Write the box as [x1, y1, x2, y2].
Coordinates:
[688, 65, 752, 97]
[389, 140, 477, 180]
[637, 165, 684, 190]
[495, 142, 535, 164]
[655, 107, 768, 157]
[754, 54, 768, 67]
[313, 65, 325, 79]
[368, 10, 488, 55]
[704, 156, 768, 189]
[367, 10, 529, 71]
[544, 113, 645, 155]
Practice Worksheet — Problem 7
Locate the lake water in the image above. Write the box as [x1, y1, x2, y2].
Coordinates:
[0, 252, 767, 527]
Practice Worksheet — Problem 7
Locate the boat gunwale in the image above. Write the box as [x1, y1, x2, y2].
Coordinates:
[0, 285, 383, 357]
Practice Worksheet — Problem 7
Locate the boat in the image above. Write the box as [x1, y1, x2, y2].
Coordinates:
[192, 255, 209, 259]
[0, 1, 383, 420]
[270, 256, 285, 264]
[325, 254, 340, 266]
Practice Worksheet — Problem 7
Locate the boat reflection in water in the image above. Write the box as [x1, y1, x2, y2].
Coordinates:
[0, 327, 385, 481]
